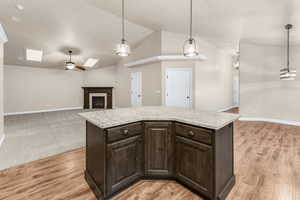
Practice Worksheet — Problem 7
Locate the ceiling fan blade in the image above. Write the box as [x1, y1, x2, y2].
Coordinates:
[75, 66, 86, 71]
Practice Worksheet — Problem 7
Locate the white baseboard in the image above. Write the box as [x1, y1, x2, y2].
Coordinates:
[4, 107, 83, 116]
[0, 134, 5, 148]
[218, 105, 239, 112]
[239, 117, 300, 126]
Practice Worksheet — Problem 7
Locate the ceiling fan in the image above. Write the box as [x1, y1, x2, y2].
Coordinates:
[65, 50, 86, 71]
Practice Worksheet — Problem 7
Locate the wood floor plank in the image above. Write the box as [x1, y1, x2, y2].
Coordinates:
[0, 120, 299, 200]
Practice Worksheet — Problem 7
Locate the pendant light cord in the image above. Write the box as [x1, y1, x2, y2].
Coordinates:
[122, 0, 125, 42]
[190, 0, 193, 39]
[287, 26, 290, 71]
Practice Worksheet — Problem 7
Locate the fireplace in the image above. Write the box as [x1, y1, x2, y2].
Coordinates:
[92, 96, 105, 109]
[89, 93, 107, 109]
[82, 87, 113, 109]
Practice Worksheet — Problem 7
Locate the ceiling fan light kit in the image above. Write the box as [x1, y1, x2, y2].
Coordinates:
[183, 0, 199, 57]
[65, 50, 86, 71]
[65, 50, 76, 70]
[280, 24, 296, 81]
[116, 0, 131, 57]
[65, 62, 76, 70]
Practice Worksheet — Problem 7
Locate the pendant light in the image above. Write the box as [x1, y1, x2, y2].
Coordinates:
[280, 24, 296, 80]
[116, 0, 131, 57]
[183, 0, 199, 57]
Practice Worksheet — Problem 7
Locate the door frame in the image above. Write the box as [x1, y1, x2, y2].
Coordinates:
[165, 67, 193, 108]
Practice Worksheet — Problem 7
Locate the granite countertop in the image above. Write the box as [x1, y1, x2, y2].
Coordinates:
[79, 106, 239, 130]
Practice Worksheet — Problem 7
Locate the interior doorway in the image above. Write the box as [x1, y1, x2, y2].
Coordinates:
[165, 68, 193, 108]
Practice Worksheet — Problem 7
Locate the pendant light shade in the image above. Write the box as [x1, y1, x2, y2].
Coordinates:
[183, 38, 199, 57]
[183, 0, 199, 57]
[116, 39, 131, 57]
[116, 0, 131, 57]
[280, 24, 296, 80]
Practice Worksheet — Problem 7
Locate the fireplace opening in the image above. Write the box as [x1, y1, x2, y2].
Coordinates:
[92, 96, 105, 109]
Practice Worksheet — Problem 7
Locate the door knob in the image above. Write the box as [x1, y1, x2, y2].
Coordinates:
[187, 96, 190, 99]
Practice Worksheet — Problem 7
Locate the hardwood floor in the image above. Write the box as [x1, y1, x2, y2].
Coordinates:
[0, 120, 299, 200]
[225, 107, 239, 114]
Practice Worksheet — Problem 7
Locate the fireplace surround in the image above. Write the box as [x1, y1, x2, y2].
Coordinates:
[82, 87, 113, 109]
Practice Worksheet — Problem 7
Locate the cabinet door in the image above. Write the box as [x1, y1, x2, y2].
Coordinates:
[145, 122, 173, 177]
[175, 136, 213, 197]
[106, 136, 143, 195]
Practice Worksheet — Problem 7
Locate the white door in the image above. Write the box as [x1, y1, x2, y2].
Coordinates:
[166, 68, 193, 108]
[131, 72, 142, 106]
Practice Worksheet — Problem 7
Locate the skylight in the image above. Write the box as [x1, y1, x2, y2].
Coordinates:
[16, 4, 25, 11]
[84, 58, 99, 67]
[26, 49, 43, 62]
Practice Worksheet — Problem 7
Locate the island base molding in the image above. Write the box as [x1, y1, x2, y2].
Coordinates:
[85, 170, 235, 200]
[85, 120, 235, 200]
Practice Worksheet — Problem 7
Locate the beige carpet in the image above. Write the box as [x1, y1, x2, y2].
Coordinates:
[0, 109, 86, 170]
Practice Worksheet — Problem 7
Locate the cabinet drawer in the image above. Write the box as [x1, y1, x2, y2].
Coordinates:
[107, 122, 142, 143]
[175, 123, 212, 145]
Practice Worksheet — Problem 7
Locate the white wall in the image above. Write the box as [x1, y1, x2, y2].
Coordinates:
[115, 31, 162, 107]
[0, 43, 4, 142]
[240, 43, 300, 122]
[4, 65, 84, 114]
[161, 31, 234, 111]
[195, 49, 234, 111]
[115, 61, 162, 107]
[83, 65, 116, 87]
[0, 24, 8, 146]
[83, 65, 117, 107]
[4, 65, 117, 114]
[114, 31, 234, 110]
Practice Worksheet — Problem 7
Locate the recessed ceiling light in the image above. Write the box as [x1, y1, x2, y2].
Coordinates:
[84, 58, 99, 67]
[26, 49, 43, 62]
[16, 4, 24, 11]
[11, 16, 21, 23]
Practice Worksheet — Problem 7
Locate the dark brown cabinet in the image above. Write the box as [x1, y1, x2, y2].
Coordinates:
[106, 135, 143, 195]
[175, 136, 213, 198]
[85, 121, 235, 200]
[144, 122, 173, 177]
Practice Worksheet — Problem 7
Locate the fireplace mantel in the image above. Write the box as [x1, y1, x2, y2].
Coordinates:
[82, 87, 113, 109]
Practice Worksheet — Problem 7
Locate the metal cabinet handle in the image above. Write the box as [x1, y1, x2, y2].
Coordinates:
[123, 129, 129, 135]
[188, 131, 195, 137]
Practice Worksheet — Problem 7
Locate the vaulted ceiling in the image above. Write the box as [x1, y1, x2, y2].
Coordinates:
[0, 0, 153, 69]
[94, 0, 300, 46]
[0, 0, 299, 69]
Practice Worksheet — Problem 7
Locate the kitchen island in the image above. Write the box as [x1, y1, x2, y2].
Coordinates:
[79, 106, 239, 200]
